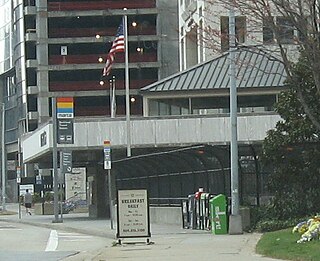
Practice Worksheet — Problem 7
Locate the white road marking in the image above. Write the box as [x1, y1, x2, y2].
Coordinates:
[63, 239, 91, 242]
[59, 232, 93, 242]
[0, 225, 22, 231]
[59, 235, 93, 238]
[0, 228, 22, 231]
[45, 230, 58, 252]
[59, 232, 94, 243]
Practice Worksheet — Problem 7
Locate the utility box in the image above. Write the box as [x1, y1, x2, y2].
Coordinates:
[209, 194, 228, 235]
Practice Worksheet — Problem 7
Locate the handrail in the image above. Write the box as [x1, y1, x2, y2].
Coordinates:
[49, 27, 156, 38]
[149, 197, 188, 207]
[49, 79, 156, 91]
[49, 53, 157, 65]
[48, 0, 156, 11]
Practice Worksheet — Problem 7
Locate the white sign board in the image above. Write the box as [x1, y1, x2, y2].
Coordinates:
[61, 46, 68, 55]
[19, 184, 34, 196]
[65, 167, 86, 201]
[117, 189, 150, 239]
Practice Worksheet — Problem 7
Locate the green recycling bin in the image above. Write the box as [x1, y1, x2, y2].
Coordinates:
[209, 194, 228, 235]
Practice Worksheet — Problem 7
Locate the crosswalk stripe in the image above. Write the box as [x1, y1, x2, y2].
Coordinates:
[0, 224, 22, 231]
[45, 230, 58, 252]
[63, 239, 91, 242]
[59, 235, 93, 238]
[0, 228, 22, 230]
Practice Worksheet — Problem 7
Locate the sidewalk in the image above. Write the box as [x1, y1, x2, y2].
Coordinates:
[0, 204, 283, 261]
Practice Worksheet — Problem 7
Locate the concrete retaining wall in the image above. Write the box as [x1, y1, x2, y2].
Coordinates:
[150, 206, 182, 225]
[149, 206, 251, 230]
[240, 207, 251, 231]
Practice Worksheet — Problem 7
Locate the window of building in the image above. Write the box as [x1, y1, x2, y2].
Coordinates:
[180, 26, 185, 70]
[263, 17, 274, 44]
[147, 94, 276, 116]
[24, 0, 36, 6]
[27, 95, 37, 111]
[199, 19, 204, 62]
[220, 16, 246, 52]
[263, 16, 295, 44]
[148, 98, 189, 116]
[276, 17, 295, 44]
[6, 76, 16, 97]
[185, 27, 198, 67]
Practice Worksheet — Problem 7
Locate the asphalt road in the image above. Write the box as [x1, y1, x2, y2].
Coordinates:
[0, 205, 284, 261]
[0, 220, 111, 261]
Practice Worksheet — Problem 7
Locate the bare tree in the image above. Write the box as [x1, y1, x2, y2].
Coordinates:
[195, 0, 320, 130]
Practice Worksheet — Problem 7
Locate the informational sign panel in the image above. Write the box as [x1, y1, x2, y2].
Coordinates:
[103, 140, 111, 170]
[57, 119, 74, 144]
[35, 175, 42, 185]
[16, 166, 21, 184]
[117, 189, 151, 239]
[62, 151, 72, 174]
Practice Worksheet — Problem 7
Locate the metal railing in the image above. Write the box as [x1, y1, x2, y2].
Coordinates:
[149, 197, 187, 207]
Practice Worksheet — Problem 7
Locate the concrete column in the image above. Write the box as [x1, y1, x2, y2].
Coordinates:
[157, 0, 179, 78]
[36, 0, 49, 124]
[97, 168, 108, 218]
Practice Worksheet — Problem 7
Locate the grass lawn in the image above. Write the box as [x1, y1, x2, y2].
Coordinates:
[256, 228, 320, 261]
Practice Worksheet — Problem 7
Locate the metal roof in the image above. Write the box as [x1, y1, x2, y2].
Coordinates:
[141, 47, 287, 93]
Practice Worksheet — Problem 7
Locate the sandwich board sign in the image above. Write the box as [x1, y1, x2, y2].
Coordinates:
[116, 189, 151, 243]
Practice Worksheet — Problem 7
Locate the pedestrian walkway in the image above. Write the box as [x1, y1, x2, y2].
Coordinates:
[0, 204, 283, 261]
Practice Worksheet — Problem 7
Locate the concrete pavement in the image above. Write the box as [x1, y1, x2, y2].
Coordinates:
[0, 204, 283, 261]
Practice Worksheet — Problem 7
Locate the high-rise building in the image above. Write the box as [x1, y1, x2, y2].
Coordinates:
[0, 0, 179, 189]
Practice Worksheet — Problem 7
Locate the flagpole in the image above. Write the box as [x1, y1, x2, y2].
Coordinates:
[109, 79, 113, 118]
[123, 11, 131, 157]
[113, 77, 116, 117]
[111, 76, 116, 118]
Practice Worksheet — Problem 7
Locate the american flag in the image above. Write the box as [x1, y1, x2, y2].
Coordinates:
[102, 20, 125, 77]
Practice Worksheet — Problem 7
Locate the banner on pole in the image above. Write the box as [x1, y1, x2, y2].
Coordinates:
[104, 140, 111, 170]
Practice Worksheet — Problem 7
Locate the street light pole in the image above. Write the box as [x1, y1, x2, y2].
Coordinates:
[1, 103, 6, 211]
[52, 97, 61, 223]
[123, 10, 131, 157]
[228, 4, 243, 234]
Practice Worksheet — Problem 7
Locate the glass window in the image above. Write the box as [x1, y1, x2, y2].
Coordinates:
[263, 17, 274, 44]
[6, 76, 16, 97]
[220, 16, 246, 52]
[171, 105, 181, 115]
[276, 17, 295, 44]
[263, 16, 295, 44]
[199, 19, 204, 62]
[148, 98, 190, 116]
[159, 102, 170, 116]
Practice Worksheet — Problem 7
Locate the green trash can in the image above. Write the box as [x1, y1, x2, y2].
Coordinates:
[209, 194, 228, 235]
